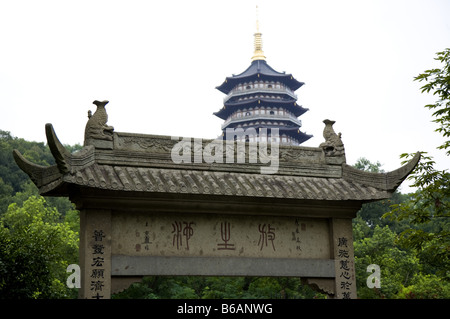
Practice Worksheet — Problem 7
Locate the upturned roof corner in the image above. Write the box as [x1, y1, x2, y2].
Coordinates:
[12, 105, 420, 204]
[12, 148, 62, 190]
[342, 152, 421, 192]
[46, 123, 71, 174]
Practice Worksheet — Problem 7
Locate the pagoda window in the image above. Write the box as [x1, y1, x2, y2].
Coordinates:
[246, 85, 251, 90]
[245, 112, 251, 116]
[269, 111, 275, 115]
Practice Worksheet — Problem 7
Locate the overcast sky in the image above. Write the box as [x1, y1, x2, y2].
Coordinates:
[1, 0, 449, 192]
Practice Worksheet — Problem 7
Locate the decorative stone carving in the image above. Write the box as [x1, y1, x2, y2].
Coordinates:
[84, 100, 114, 147]
[46, 123, 71, 174]
[319, 119, 345, 157]
[301, 278, 335, 296]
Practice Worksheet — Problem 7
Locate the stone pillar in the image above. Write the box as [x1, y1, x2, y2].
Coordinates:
[79, 209, 112, 299]
[331, 218, 357, 299]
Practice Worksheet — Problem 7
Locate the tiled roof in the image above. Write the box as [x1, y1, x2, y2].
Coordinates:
[13, 124, 420, 203]
[64, 163, 389, 201]
[216, 60, 304, 94]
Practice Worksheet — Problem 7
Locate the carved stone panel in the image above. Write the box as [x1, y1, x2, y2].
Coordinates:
[111, 212, 331, 260]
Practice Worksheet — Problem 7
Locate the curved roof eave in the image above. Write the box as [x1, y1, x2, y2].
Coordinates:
[214, 100, 309, 120]
[216, 60, 304, 94]
[219, 124, 313, 144]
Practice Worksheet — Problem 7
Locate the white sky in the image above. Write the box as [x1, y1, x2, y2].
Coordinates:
[1, 0, 449, 192]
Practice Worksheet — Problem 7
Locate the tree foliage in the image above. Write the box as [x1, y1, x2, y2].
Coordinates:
[354, 225, 420, 298]
[353, 157, 384, 173]
[0, 196, 79, 298]
[414, 48, 450, 154]
[384, 49, 450, 281]
[112, 276, 322, 299]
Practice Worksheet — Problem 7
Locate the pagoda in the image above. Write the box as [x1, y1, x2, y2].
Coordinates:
[214, 12, 312, 146]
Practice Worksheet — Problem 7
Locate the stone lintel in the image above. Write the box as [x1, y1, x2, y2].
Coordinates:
[71, 190, 363, 219]
[112, 255, 335, 278]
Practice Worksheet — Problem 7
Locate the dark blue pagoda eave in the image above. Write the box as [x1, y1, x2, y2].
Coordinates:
[216, 60, 304, 94]
[214, 99, 309, 120]
[220, 125, 313, 145]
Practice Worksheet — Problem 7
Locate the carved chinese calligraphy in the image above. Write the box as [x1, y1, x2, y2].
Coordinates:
[337, 237, 353, 297]
[331, 219, 356, 299]
[135, 221, 152, 252]
[172, 221, 195, 250]
[90, 229, 105, 298]
[111, 213, 330, 260]
[292, 219, 303, 251]
[217, 222, 235, 250]
[79, 209, 111, 299]
[258, 224, 276, 251]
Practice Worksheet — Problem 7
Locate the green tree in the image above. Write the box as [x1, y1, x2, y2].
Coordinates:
[384, 48, 450, 279]
[113, 276, 323, 299]
[354, 225, 420, 298]
[415, 48, 450, 155]
[354, 157, 384, 173]
[0, 196, 79, 299]
[396, 273, 450, 299]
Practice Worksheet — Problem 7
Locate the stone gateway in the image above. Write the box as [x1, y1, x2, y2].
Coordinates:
[13, 101, 419, 299]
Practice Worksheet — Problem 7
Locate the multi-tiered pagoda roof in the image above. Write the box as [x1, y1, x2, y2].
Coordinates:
[214, 18, 312, 146]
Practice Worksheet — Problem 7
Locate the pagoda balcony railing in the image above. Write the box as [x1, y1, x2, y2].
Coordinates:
[223, 86, 297, 103]
[221, 113, 302, 130]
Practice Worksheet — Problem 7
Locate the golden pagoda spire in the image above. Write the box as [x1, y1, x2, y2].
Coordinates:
[251, 5, 266, 61]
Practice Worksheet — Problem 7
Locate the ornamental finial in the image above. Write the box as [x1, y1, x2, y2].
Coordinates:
[252, 5, 266, 61]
